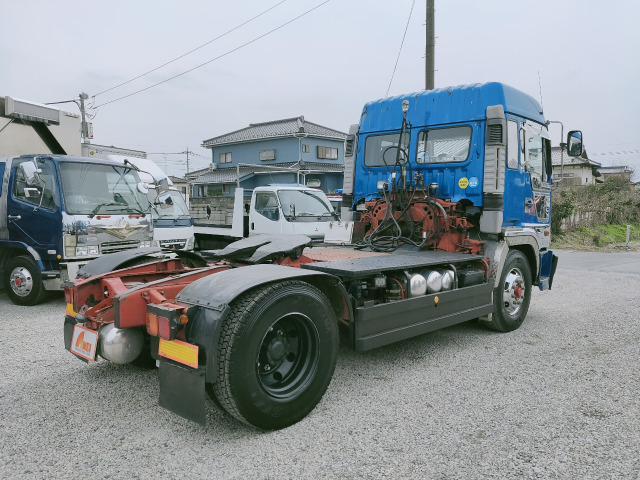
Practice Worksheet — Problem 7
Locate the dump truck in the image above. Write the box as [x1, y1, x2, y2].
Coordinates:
[63, 82, 583, 429]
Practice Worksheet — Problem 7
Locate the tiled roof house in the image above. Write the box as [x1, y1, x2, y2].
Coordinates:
[193, 116, 346, 197]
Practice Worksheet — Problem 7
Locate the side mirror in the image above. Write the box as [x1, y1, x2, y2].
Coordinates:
[19, 160, 42, 186]
[156, 177, 170, 194]
[156, 193, 173, 209]
[567, 130, 583, 157]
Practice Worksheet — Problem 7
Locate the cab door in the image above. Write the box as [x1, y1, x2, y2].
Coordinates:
[6, 158, 63, 266]
[249, 191, 283, 235]
[522, 122, 552, 224]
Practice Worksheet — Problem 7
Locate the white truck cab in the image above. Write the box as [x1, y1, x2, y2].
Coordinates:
[250, 185, 337, 241]
[120, 158, 195, 251]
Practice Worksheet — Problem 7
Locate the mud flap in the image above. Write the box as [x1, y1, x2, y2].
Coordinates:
[538, 251, 558, 291]
[158, 360, 206, 426]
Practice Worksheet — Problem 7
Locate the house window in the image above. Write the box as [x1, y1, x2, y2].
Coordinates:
[219, 152, 232, 164]
[317, 145, 338, 160]
[302, 144, 310, 153]
[259, 149, 276, 161]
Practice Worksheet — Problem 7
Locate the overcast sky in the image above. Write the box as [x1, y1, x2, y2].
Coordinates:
[2, 0, 639, 179]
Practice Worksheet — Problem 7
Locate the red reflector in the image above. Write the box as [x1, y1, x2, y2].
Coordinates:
[158, 316, 171, 340]
[146, 313, 159, 336]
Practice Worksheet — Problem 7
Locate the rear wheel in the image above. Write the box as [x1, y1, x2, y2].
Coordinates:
[4, 255, 46, 306]
[487, 250, 532, 332]
[209, 280, 339, 430]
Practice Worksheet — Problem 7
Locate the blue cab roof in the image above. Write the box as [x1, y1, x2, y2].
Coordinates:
[359, 82, 545, 133]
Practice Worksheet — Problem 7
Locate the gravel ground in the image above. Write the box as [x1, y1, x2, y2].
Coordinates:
[0, 250, 638, 479]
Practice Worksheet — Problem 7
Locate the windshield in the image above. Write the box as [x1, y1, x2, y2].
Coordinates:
[416, 126, 472, 163]
[59, 162, 150, 216]
[149, 189, 190, 219]
[278, 190, 334, 217]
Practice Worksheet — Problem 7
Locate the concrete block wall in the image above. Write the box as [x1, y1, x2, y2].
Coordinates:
[189, 196, 236, 226]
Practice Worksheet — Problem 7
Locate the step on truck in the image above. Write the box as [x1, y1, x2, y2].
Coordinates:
[0, 154, 154, 305]
[63, 82, 583, 429]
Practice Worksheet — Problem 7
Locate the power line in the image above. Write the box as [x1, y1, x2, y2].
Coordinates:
[94, 0, 331, 109]
[94, 0, 288, 98]
[385, 0, 415, 98]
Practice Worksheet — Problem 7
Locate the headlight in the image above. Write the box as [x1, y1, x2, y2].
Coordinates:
[88, 246, 99, 255]
[75, 246, 88, 256]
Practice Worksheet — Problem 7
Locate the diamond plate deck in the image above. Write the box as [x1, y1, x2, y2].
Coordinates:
[301, 250, 484, 277]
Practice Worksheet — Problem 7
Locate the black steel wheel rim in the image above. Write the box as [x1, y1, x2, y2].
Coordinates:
[256, 313, 319, 398]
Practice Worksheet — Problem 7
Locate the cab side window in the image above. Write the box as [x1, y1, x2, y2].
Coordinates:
[507, 120, 519, 169]
[523, 125, 550, 184]
[254, 192, 279, 221]
[12, 159, 58, 210]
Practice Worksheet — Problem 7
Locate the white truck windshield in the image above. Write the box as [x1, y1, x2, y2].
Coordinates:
[278, 190, 334, 218]
[151, 189, 191, 219]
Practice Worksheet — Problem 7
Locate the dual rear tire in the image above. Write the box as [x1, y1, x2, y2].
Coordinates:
[208, 280, 339, 430]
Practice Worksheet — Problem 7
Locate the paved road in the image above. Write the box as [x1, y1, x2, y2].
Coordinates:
[0, 251, 638, 479]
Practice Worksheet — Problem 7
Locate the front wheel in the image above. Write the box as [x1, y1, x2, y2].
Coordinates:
[487, 250, 532, 332]
[4, 255, 46, 306]
[209, 280, 339, 430]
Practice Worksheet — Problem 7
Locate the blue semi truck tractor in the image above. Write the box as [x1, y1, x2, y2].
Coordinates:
[63, 83, 584, 429]
[0, 154, 153, 305]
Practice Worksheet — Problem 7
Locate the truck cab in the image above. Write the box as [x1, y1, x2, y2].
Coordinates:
[249, 185, 337, 241]
[0, 154, 153, 305]
[194, 185, 338, 249]
[147, 186, 195, 251]
[343, 82, 581, 290]
[124, 158, 195, 251]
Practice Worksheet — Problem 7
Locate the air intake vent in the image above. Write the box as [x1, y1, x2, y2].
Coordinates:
[487, 124, 503, 144]
[344, 134, 356, 156]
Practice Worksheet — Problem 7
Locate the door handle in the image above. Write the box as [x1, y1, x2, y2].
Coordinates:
[8, 215, 22, 220]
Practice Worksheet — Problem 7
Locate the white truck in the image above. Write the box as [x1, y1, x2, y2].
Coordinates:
[193, 185, 338, 250]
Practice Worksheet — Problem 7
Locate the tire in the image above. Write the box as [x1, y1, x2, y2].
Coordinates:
[209, 280, 339, 430]
[131, 333, 157, 369]
[4, 255, 46, 306]
[487, 250, 532, 332]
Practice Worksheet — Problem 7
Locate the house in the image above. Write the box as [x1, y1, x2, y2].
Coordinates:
[193, 116, 346, 197]
[168, 175, 189, 204]
[596, 165, 634, 183]
[551, 145, 601, 187]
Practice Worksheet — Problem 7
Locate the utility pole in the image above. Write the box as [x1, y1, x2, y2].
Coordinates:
[79, 92, 90, 143]
[186, 148, 190, 175]
[425, 0, 435, 90]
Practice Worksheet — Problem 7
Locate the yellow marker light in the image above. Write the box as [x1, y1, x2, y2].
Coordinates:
[179, 314, 189, 325]
[57, 255, 61, 259]
[434, 296, 439, 304]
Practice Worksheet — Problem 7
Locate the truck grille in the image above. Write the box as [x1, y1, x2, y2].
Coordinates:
[101, 240, 140, 254]
[159, 239, 187, 250]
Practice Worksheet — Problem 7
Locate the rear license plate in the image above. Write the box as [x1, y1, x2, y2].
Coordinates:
[158, 338, 198, 369]
[70, 325, 98, 361]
